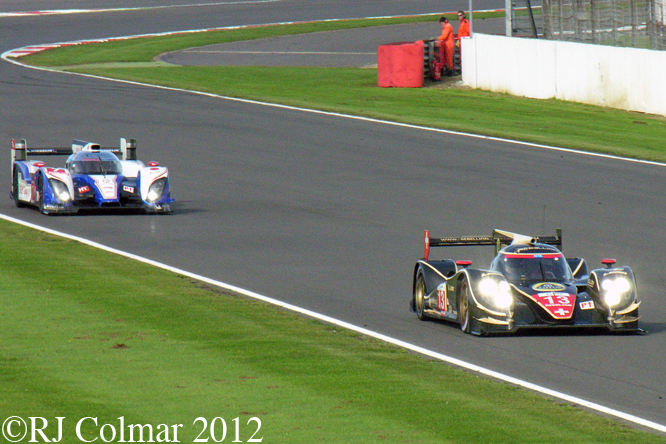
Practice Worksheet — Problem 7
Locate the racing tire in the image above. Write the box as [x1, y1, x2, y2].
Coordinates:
[414, 272, 428, 321]
[12, 168, 27, 208]
[459, 279, 474, 334]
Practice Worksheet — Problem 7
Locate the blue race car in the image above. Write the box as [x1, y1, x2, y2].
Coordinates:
[10, 138, 173, 214]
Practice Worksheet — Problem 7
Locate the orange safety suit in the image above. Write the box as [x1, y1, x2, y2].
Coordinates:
[458, 18, 471, 37]
[437, 21, 455, 71]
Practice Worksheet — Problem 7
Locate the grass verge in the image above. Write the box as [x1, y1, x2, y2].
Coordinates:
[1, 218, 665, 443]
[6, 14, 666, 442]
[18, 14, 666, 163]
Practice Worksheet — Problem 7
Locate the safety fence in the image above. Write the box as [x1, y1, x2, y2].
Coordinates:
[542, 0, 666, 49]
[461, 33, 666, 116]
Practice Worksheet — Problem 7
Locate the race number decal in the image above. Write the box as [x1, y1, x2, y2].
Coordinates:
[436, 285, 447, 312]
[531, 291, 575, 319]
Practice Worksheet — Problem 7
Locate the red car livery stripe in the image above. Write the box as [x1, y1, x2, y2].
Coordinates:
[529, 292, 576, 319]
[502, 253, 563, 259]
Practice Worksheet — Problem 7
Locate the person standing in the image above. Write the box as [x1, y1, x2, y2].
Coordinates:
[437, 16, 455, 75]
[455, 11, 471, 75]
[457, 11, 471, 38]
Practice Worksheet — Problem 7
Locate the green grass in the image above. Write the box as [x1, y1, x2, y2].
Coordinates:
[1, 219, 665, 443]
[24, 14, 477, 66]
[7, 14, 666, 442]
[69, 65, 666, 161]
[18, 14, 666, 163]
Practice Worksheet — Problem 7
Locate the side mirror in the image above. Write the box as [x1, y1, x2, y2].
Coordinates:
[601, 258, 616, 268]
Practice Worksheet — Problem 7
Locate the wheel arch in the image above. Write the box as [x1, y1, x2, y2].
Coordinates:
[414, 260, 457, 296]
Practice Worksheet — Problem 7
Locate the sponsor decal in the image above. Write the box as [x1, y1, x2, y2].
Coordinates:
[92, 176, 118, 200]
[532, 282, 567, 292]
[45, 168, 67, 174]
[440, 236, 491, 242]
[44, 167, 70, 182]
[529, 292, 576, 319]
[605, 270, 628, 276]
[537, 291, 570, 297]
[19, 178, 31, 201]
[78, 186, 91, 194]
[123, 185, 135, 193]
[437, 284, 447, 312]
[580, 301, 595, 310]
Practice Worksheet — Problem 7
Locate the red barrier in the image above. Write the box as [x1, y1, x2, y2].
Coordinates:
[377, 40, 424, 88]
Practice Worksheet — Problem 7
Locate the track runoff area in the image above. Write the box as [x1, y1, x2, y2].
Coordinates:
[3, 10, 666, 436]
[2, 209, 665, 437]
[0, 1, 283, 18]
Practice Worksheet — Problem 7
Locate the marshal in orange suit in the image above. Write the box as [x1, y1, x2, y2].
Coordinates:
[437, 17, 455, 74]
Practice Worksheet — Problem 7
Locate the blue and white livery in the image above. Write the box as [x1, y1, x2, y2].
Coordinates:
[10, 138, 174, 214]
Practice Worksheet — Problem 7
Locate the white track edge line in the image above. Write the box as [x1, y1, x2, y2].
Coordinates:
[3, 16, 666, 434]
[0, 1, 283, 17]
[3, 29, 665, 169]
[1, 213, 665, 434]
[3, 55, 665, 169]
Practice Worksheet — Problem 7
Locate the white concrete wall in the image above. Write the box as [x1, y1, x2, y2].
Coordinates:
[461, 34, 666, 116]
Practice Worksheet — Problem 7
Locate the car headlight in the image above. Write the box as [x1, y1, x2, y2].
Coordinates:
[479, 278, 513, 309]
[49, 179, 71, 202]
[601, 277, 631, 307]
[146, 178, 166, 202]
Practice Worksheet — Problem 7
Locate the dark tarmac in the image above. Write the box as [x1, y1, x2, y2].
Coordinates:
[159, 19, 505, 67]
[5, 3, 666, 432]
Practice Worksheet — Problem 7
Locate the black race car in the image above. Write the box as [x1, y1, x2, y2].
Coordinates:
[411, 229, 641, 335]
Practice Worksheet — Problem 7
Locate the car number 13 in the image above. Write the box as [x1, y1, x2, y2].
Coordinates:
[542, 295, 570, 305]
[193, 417, 262, 443]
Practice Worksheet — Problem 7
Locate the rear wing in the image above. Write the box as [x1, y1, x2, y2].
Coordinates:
[423, 228, 563, 260]
[11, 138, 138, 165]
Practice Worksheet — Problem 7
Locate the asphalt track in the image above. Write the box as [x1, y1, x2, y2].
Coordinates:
[159, 19, 505, 67]
[2, 0, 666, 433]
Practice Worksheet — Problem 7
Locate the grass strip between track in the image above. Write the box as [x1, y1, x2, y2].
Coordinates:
[2, 218, 666, 443]
[7, 14, 666, 442]
[17, 14, 666, 163]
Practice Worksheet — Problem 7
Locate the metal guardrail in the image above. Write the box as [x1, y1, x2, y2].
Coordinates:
[422, 38, 462, 80]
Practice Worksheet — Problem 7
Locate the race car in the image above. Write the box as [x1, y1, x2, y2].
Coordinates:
[411, 229, 641, 335]
[10, 138, 174, 214]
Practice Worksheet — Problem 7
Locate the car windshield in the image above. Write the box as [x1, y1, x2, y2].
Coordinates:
[69, 152, 122, 175]
[496, 255, 573, 284]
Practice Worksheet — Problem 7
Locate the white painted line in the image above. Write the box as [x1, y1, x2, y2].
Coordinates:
[3, 17, 665, 169]
[1, 213, 664, 433]
[186, 50, 377, 55]
[5, 54, 665, 171]
[0, 1, 283, 18]
[3, 14, 666, 434]
[0, 10, 495, 59]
